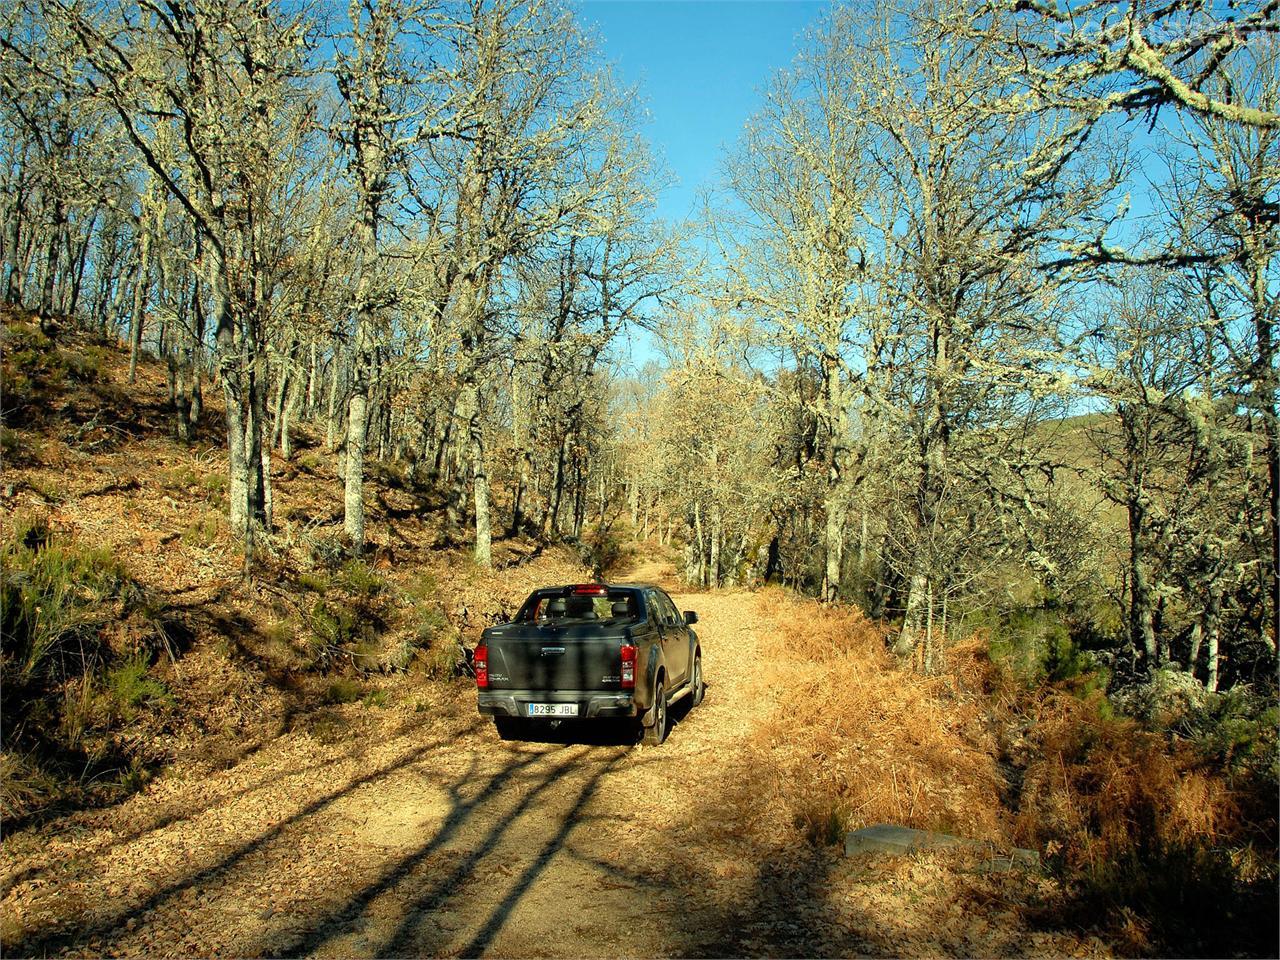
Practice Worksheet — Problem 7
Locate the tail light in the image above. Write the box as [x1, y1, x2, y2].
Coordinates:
[474, 644, 488, 689]
[620, 644, 636, 689]
[571, 583, 608, 596]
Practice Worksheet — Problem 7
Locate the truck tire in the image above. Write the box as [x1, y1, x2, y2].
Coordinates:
[494, 717, 527, 741]
[643, 680, 667, 746]
[691, 652, 705, 707]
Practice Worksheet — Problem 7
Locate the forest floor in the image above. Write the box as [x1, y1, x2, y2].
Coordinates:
[0, 554, 1110, 958]
[1, 313, 1116, 957]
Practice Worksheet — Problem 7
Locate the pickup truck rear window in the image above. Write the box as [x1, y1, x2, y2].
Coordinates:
[515, 589, 640, 623]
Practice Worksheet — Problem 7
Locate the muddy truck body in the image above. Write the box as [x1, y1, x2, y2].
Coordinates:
[474, 583, 704, 746]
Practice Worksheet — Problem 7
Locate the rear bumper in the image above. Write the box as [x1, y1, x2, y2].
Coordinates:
[478, 691, 637, 720]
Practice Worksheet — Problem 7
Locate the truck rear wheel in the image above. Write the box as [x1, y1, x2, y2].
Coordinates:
[642, 680, 667, 746]
[494, 717, 527, 741]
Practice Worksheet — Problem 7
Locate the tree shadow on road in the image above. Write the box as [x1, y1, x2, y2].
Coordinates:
[5, 717, 486, 957]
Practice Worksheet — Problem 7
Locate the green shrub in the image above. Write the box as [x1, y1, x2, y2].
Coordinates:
[324, 678, 363, 704]
[63, 349, 103, 383]
[161, 465, 199, 490]
[582, 525, 633, 579]
[372, 460, 408, 489]
[337, 559, 385, 599]
[413, 604, 450, 647]
[307, 599, 358, 647]
[307, 533, 347, 571]
[1, 425, 22, 460]
[405, 571, 439, 602]
[180, 515, 222, 546]
[296, 571, 330, 593]
[0, 323, 66, 424]
[105, 655, 171, 719]
[418, 633, 462, 679]
[0, 519, 175, 822]
[1, 515, 126, 683]
[1179, 686, 1279, 781]
[1066, 841, 1276, 957]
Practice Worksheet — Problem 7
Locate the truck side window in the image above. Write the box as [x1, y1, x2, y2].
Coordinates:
[644, 590, 664, 625]
[655, 591, 678, 626]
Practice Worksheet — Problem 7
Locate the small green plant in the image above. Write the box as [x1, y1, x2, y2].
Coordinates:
[105, 655, 171, 718]
[307, 599, 361, 649]
[0, 425, 21, 460]
[337, 559, 385, 599]
[0, 322, 66, 423]
[180, 515, 222, 546]
[2, 515, 126, 682]
[413, 604, 450, 647]
[307, 711, 352, 744]
[405, 572, 439, 602]
[307, 533, 347, 571]
[794, 801, 847, 847]
[373, 460, 407, 488]
[324, 678, 364, 704]
[161, 465, 199, 490]
[296, 571, 330, 593]
[297, 452, 324, 473]
[63, 348, 103, 383]
[363, 689, 389, 709]
[262, 619, 295, 646]
[418, 632, 463, 679]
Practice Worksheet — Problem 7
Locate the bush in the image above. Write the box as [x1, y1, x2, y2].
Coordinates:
[181, 515, 223, 547]
[324, 678, 364, 704]
[581, 525, 634, 579]
[0, 321, 66, 425]
[1, 515, 126, 683]
[1178, 685, 1279, 780]
[337, 559, 386, 599]
[296, 451, 324, 473]
[296, 571, 330, 593]
[63, 348, 103, 383]
[105, 655, 171, 720]
[306, 532, 347, 571]
[0, 518, 172, 822]
[1015, 691, 1277, 956]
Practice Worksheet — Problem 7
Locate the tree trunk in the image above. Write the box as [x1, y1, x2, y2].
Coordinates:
[709, 503, 723, 588]
[326, 350, 342, 451]
[281, 369, 300, 461]
[1205, 588, 1222, 691]
[128, 218, 153, 382]
[37, 196, 65, 326]
[472, 414, 493, 566]
[344, 384, 369, 549]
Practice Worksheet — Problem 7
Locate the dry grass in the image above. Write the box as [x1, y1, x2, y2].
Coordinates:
[1016, 693, 1242, 867]
[749, 588, 1007, 846]
[1013, 691, 1277, 953]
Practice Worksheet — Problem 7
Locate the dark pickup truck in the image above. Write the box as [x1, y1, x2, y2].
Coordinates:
[474, 583, 703, 746]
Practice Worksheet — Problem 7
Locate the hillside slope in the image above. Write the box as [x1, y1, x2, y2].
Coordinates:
[1, 309, 593, 824]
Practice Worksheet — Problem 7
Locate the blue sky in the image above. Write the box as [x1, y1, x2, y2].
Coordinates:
[581, 0, 828, 224]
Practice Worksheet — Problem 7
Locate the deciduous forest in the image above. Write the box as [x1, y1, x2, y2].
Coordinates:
[2, 0, 1276, 957]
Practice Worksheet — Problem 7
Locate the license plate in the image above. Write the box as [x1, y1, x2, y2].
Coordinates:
[527, 703, 578, 717]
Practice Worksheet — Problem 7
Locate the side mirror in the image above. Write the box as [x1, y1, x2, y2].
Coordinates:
[684, 610, 698, 625]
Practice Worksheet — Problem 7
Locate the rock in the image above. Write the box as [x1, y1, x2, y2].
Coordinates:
[843, 823, 1040, 872]
[843, 824, 968, 857]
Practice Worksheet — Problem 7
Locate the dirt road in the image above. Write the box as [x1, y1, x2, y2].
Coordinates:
[1, 569, 1102, 958]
